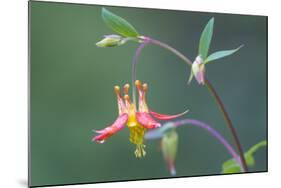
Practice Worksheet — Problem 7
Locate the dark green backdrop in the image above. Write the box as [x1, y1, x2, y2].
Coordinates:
[29, 1, 267, 187]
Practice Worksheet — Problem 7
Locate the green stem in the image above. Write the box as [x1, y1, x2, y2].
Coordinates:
[204, 79, 248, 172]
[146, 37, 193, 65]
[131, 42, 147, 104]
[145, 36, 248, 172]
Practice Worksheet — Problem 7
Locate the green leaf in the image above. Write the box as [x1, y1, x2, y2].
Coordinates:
[246, 140, 267, 158]
[204, 45, 244, 64]
[101, 8, 139, 38]
[199, 18, 214, 59]
[222, 159, 242, 174]
[221, 140, 267, 174]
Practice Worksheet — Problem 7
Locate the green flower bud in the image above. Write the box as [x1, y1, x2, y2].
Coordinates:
[188, 55, 205, 85]
[96, 34, 127, 47]
[161, 129, 178, 176]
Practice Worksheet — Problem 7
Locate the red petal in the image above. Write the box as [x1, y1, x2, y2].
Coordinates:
[92, 113, 128, 143]
[136, 112, 161, 129]
[149, 109, 189, 120]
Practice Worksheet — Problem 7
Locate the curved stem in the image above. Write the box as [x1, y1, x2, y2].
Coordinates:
[147, 37, 193, 65]
[171, 119, 245, 172]
[141, 36, 248, 171]
[204, 79, 248, 171]
[131, 42, 148, 104]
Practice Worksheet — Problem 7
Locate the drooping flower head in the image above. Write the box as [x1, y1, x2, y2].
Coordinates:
[92, 80, 188, 158]
[188, 55, 205, 85]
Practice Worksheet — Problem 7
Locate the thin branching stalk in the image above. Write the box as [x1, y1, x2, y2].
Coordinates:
[204, 79, 248, 171]
[132, 36, 248, 171]
[146, 37, 193, 65]
[131, 41, 148, 104]
[171, 118, 244, 172]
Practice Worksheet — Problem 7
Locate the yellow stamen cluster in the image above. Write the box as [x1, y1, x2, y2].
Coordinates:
[130, 126, 146, 157]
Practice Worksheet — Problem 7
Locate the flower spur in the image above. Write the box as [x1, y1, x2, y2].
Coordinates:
[92, 80, 189, 158]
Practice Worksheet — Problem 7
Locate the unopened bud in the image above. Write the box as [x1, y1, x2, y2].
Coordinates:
[188, 55, 205, 85]
[96, 34, 127, 47]
[161, 129, 178, 176]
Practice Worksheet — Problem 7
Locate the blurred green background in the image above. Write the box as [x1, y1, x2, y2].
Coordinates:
[29, 1, 267, 187]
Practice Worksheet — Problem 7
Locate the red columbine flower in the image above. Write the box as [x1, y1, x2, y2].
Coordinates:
[92, 80, 188, 158]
